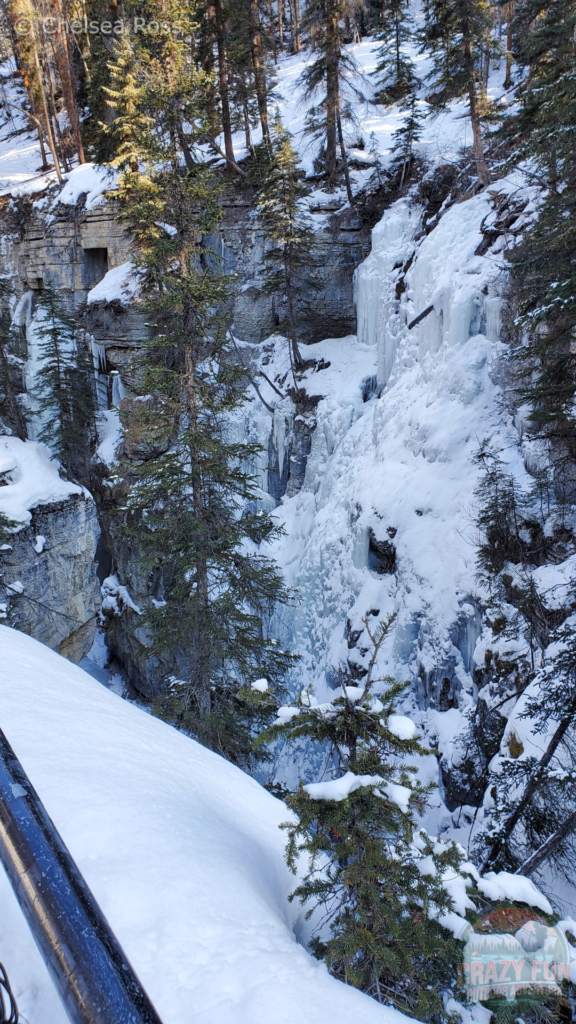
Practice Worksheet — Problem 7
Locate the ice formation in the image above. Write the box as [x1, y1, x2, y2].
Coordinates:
[239, 179, 540, 793]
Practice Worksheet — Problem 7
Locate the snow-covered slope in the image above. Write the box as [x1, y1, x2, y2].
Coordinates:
[0, 625, 412, 1024]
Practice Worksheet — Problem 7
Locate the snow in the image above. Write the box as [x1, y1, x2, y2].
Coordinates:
[101, 575, 141, 616]
[304, 771, 386, 801]
[53, 163, 117, 211]
[207, 26, 511, 197]
[87, 261, 142, 306]
[95, 408, 122, 466]
[274, 706, 301, 725]
[252, 678, 269, 692]
[387, 714, 418, 740]
[303, 771, 412, 812]
[34, 535, 46, 554]
[0, 436, 83, 526]
[344, 685, 364, 701]
[0, 625, 415, 1024]
[477, 872, 553, 915]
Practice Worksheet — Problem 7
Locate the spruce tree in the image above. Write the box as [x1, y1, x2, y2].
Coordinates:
[259, 615, 465, 1021]
[113, 146, 295, 767]
[32, 288, 96, 481]
[390, 92, 425, 188]
[300, 0, 358, 197]
[373, 0, 418, 105]
[422, 0, 496, 185]
[0, 282, 26, 441]
[503, 0, 576, 468]
[100, 34, 155, 172]
[254, 114, 319, 372]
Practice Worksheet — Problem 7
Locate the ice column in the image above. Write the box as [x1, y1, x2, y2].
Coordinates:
[354, 199, 421, 388]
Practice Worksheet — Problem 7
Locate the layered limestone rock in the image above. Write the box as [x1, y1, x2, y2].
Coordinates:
[0, 438, 100, 662]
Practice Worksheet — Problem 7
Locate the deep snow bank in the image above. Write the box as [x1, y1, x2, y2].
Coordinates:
[0, 626, 411, 1024]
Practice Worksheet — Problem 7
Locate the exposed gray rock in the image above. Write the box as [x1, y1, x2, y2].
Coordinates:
[0, 492, 101, 662]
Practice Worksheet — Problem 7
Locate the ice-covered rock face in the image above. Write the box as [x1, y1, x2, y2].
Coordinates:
[242, 183, 538, 786]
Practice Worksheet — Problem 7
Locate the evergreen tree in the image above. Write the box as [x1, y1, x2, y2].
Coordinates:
[254, 114, 319, 372]
[373, 0, 418, 105]
[259, 615, 465, 1021]
[0, 282, 26, 441]
[422, 0, 497, 185]
[390, 92, 425, 188]
[32, 288, 96, 481]
[100, 34, 155, 172]
[300, 0, 358, 197]
[471, 444, 576, 882]
[503, 0, 576, 467]
[478, 621, 576, 880]
[114, 149, 295, 767]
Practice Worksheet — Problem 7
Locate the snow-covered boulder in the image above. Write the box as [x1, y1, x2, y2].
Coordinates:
[0, 626, 412, 1024]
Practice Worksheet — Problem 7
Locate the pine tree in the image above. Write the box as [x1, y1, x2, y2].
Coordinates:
[254, 114, 319, 371]
[32, 288, 96, 481]
[113, 146, 295, 766]
[259, 614, 465, 1021]
[422, 0, 496, 185]
[373, 0, 418, 105]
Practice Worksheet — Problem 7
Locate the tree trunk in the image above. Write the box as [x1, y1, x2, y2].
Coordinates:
[293, 0, 301, 52]
[504, 0, 513, 88]
[337, 110, 354, 205]
[482, 704, 576, 870]
[462, 19, 491, 186]
[42, 46, 70, 173]
[213, 0, 235, 169]
[278, 0, 284, 49]
[325, 0, 340, 181]
[242, 95, 252, 151]
[250, 0, 270, 144]
[516, 807, 576, 877]
[46, 0, 85, 162]
[176, 122, 195, 169]
[5, 0, 63, 182]
[268, 0, 278, 62]
[32, 45, 63, 183]
[285, 257, 304, 371]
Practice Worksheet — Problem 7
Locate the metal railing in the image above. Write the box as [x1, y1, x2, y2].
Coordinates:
[0, 727, 164, 1024]
[0, 962, 18, 1023]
